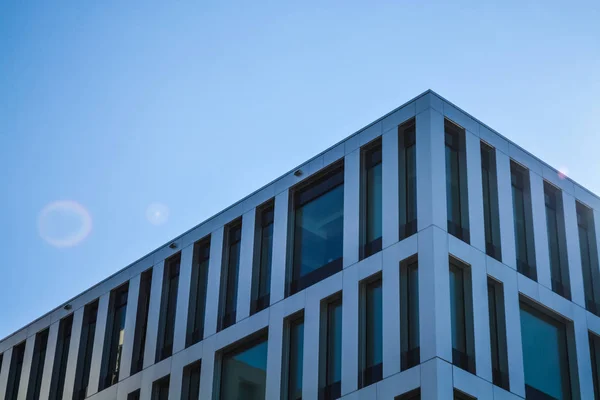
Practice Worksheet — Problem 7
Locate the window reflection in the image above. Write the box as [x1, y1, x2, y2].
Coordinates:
[401, 260, 419, 370]
[287, 318, 304, 400]
[445, 120, 470, 243]
[221, 337, 268, 400]
[362, 141, 382, 258]
[362, 277, 382, 387]
[320, 297, 342, 400]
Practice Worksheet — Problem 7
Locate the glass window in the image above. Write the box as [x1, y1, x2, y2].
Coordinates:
[73, 300, 99, 400]
[320, 297, 342, 400]
[544, 182, 570, 299]
[49, 314, 73, 400]
[487, 278, 509, 390]
[361, 277, 383, 387]
[286, 316, 304, 400]
[520, 302, 571, 399]
[187, 238, 211, 347]
[401, 260, 419, 371]
[395, 388, 421, 400]
[577, 202, 600, 315]
[454, 390, 476, 400]
[362, 140, 383, 258]
[131, 268, 152, 375]
[27, 328, 49, 400]
[127, 390, 141, 400]
[182, 361, 201, 400]
[156, 254, 180, 361]
[100, 283, 129, 390]
[151, 376, 170, 400]
[481, 143, 502, 261]
[449, 259, 475, 374]
[6, 342, 25, 400]
[252, 204, 274, 314]
[220, 336, 268, 400]
[399, 119, 417, 239]
[291, 164, 344, 295]
[511, 162, 537, 280]
[445, 120, 470, 243]
[220, 222, 242, 330]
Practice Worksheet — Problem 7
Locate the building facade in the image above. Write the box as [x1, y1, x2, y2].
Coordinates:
[1, 90, 600, 400]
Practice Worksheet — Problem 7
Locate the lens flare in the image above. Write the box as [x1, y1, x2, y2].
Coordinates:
[38, 200, 93, 248]
[146, 202, 169, 225]
[558, 166, 569, 180]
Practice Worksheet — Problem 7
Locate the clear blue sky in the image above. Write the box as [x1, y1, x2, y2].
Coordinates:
[0, 1, 598, 339]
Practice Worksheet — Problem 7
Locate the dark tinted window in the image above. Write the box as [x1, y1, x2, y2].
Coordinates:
[320, 297, 342, 400]
[286, 317, 304, 400]
[27, 329, 49, 400]
[361, 277, 382, 387]
[151, 376, 170, 400]
[399, 119, 417, 239]
[73, 300, 99, 400]
[544, 182, 570, 299]
[481, 143, 501, 260]
[252, 204, 274, 314]
[49, 314, 73, 400]
[156, 254, 180, 362]
[131, 268, 153, 374]
[100, 283, 129, 389]
[487, 278, 509, 390]
[449, 259, 475, 374]
[6, 341, 26, 400]
[362, 140, 382, 258]
[182, 361, 201, 400]
[578, 202, 600, 315]
[219, 221, 242, 331]
[401, 260, 419, 370]
[511, 162, 537, 280]
[220, 336, 268, 400]
[445, 120, 470, 243]
[187, 238, 211, 347]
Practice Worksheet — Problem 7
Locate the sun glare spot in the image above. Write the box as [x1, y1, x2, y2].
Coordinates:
[146, 202, 169, 225]
[558, 166, 569, 180]
[38, 200, 93, 248]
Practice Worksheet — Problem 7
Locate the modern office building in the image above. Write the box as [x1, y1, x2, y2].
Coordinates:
[2, 90, 600, 400]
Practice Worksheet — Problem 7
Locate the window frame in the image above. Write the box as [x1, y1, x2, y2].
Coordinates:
[480, 142, 502, 261]
[131, 268, 153, 375]
[400, 257, 420, 371]
[319, 294, 343, 400]
[218, 220, 243, 331]
[487, 277, 509, 390]
[156, 253, 181, 362]
[360, 138, 383, 259]
[186, 237, 211, 347]
[444, 119, 470, 243]
[449, 257, 476, 374]
[359, 273, 383, 388]
[283, 312, 305, 400]
[399, 118, 417, 240]
[510, 161, 537, 280]
[100, 282, 129, 390]
[251, 201, 275, 315]
[543, 181, 571, 299]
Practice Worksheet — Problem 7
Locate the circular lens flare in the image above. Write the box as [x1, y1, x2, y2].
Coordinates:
[146, 202, 169, 225]
[38, 200, 92, 248]
[558, 166, 569, 180]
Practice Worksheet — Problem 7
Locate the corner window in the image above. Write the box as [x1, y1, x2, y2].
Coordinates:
[400, 259, 419, 371]
[186, 237, 211, 347]
[320, 296, 342, 400]
[219, 221, 242, 331]
[361, 139, 383, 258]
[6, 341, 26, 400]
[49, 314, 73, 400]
[73, 300, 99, 400]
[252, 203, 274, 314]
[360, 275, 383, 387]
[487, 278, 509, 390]
[578, 202, 600, 315]
[449, 258, 475, 374]
[481, 143, 501, 261]
[151, 376, 170, 400]
[520, 301, 572, 399]
[220, 335, 268, 400]
[510, 161, 537, 280]
[399, 119, 417, 239]
[100, 283, 129, 390]
[27, 328, 49, 400]
[156, 254, 180, 361]
[445, 120, 470, 243]
[285, 315, 304, 400]
[131, 268, 152, 374]
[290, 163, 344, 295]
[182, 361, 201, 400]
[544, 182, 570, 299]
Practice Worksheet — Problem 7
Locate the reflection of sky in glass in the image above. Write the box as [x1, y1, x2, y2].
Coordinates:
[233, 340, 268, 371]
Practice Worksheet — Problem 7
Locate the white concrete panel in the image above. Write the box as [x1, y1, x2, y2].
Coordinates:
[542, 165, 575, 195]
[443, 101, 479, 136]
[302, 287, 321, 400]
[453, 366, 494, 399]
[382, 102, 416, 133]
[479, 124, 509, 155]
[237, 210, 256, 322]
[115, 373, 142, 400]
[575, 185, 600, 211]
[344, 149, 361, 268]
[87, 292, 110, 397]
[16, 335, 35, 400]
[323, 143, 345, 167]
[119, 274, 140, 381]
[530, 172, 552, 289]
[517, 273, 539, 303]
[358, 121, 382, 147]
[382, 247, 401, 377]
[496, 151, 517, 270]
[382, 129, 400, 248]
[38, 321, 59, 400]
[574, 305, 594, 400]
[538, 285, 574, 320]
[62, 308, 84, 400]
[563, 192, 585, 308]
[214, 311, 269, 352]
[376, 366, 420, 399]
[270, 190, 289, 304]
[139, 358, 171, 400]
[173, 245, 194, 354]
[470, 250, 493, 383]
[466, 131, 486, 253]
[508, 144, 543, 177]
[203, 227, 224, 338]
[420, 358, 453, 400]
[265, 303, 284, 400]
[143, 260, 165, 369]
[342, 383, 377, 400]
[415, 91, 444, 115]
[198, 336, 216, 400]
[503, 271, 525, 398]
[342, 266, 359, 395]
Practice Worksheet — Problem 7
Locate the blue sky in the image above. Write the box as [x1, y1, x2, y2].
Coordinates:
[0, 1, 598, 339]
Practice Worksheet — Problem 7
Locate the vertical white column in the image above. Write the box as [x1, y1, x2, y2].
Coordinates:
[302, 289, 321, 400]
[0, 347, 13, 397]
[466, 131, 485, 253]
[62, 308, 84, 400]
[382, 128, 400, 248]
[416, 107, 446, 231]
[343, 149, 360, 268]
[168, 356, 184, 400]
[265, 303, 284, 400]
[530, 173, 552, 288]
[143, 260, 165, 369]
[203, 227, 224, 338]
[382, 246, 401, 377]
[270, 190, 289, 304]
[16, 335, 35, 400]
[503, 269, 525, 398]
[470, 251, 492, 382]
[419, 226, 452, 363]
[198, 336, 216, 400]
[341, 266, 359, 395]
[563, 192, 585, 307]
[86, 292, 110, 397]
[119, 274, 141, 381]
[574, 305, 594, 399]
[38, 321, 59, 399]
[420, 358, 453, 400]
[496, 151, 517, 270]
[237, 210, 257, 321]
[173, 245, 194, 354]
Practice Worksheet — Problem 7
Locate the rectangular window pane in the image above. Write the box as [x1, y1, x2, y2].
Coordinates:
[487, 278, 509, 390]
[220, 336, 268, 400]
[100, 283, 129, 390]
[291, 164, 344, 294]
[362, 140, 382, 258]
[401, 260, 419, 371]
[287, 317, 304, 400]
[511, 162, 537, 280]
[445, 120, 470, 243]
[131, 268, 152, 374]
[395, 388, 421, 400]
[361, 277, 383, 387]
[186, 238, 211, 347]
[220, 221, 242, 330]
[320, 297, 342, 400]
[481, 143, 502, 261]
[49, 314, 73, 400]
[151, 376, 170, 400]
[156, 254, 180, 362]
[449, 259, 475, 374]
[6, 341, 26, 400]
[252, 204, 274, 314]
[399, 119, 417, 239]
[577, 202, 600, 315]
[26, 328, 49, 400]
[589, 332, 600, 400]
[520, 302, 571, 399]
[182, 361, 201, 400]
[73, 300, 99, 400]
[544, 182, 570, 299]
[127, 389, 140, 400]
